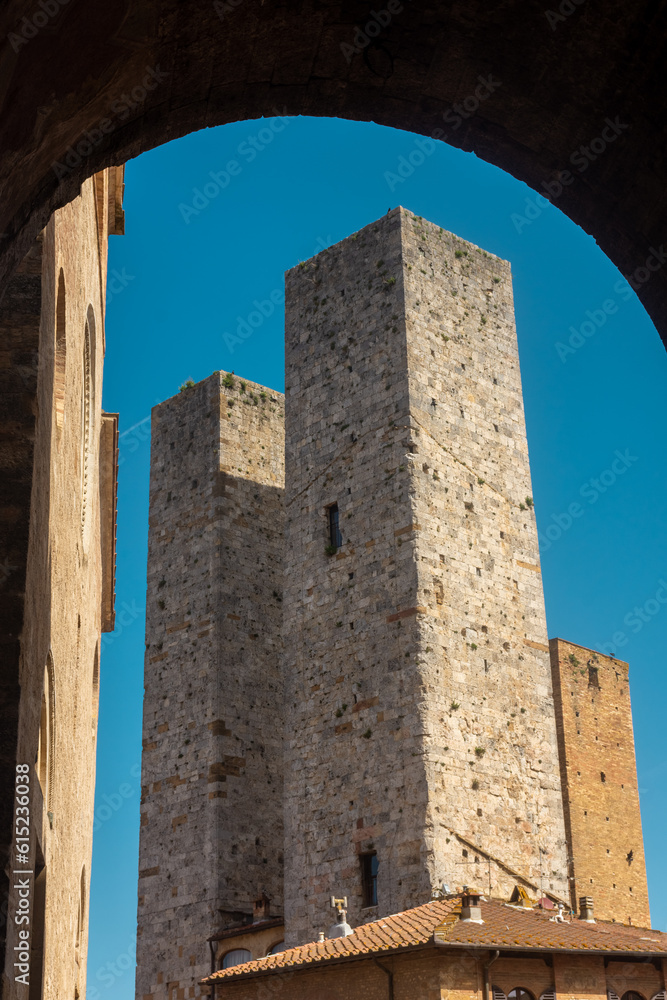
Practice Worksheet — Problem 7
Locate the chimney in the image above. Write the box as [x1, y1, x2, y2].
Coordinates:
[578, 896, 595, 923]
[253, 893, 271, 923]
[460, 891, 484, 924]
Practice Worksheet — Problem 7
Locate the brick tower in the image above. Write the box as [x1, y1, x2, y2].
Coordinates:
[282, 207, 570, 943]
[550, 639, 650, 926]
[135, 373, 285, 998]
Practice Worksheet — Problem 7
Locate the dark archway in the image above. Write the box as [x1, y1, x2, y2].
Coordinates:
[1, 0, 667, 347]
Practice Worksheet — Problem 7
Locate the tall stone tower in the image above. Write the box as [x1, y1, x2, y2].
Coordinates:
[136, 373, 285, 999]
[283, 207, 569, 943]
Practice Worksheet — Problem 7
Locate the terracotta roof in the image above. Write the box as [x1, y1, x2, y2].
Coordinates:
[203, 895, 667, 984]
[203, 898, 454, 982]
[435, 898, 667, 954]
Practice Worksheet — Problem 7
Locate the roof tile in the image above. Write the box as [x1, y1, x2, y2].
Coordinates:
[204, 895, 667, 984]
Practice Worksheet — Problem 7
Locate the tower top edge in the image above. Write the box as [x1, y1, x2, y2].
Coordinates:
[152, 369, 284, 414]
[285, 205, 511, 274]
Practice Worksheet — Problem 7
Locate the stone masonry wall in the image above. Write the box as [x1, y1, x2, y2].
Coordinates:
[402, 211, 569, 903]
[136, 372, 284, 1000]
[550, 638, 650, 926]
[283, 208, 568, 946]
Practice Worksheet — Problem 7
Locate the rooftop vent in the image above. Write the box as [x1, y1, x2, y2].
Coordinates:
[460, 890, 484, 924]
[578, 896, 595, 923]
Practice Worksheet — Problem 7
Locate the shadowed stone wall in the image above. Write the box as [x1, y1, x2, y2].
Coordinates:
[137, 372, 284, 999]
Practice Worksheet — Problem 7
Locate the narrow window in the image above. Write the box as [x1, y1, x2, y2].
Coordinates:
[588, 664, 600, 688]
[361, 852, 379, 907]
[80, 317, 92, 538]
[37, 654, 56, 807]
[54, 269, 66, 436]
[92, 641, 100, 730]
[327, 503, 342, 552]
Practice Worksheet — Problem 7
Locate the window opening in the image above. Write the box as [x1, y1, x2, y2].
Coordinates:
[361, 852, 379, 907]
[327, 503, 342, 552]
[222, 949, 252, 969]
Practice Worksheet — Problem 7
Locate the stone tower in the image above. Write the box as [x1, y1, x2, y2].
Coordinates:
[282, 207, 569, 943]
[136, 373, 285, 999]
[550, 638, 650, 926]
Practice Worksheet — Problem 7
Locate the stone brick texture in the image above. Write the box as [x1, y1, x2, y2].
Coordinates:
[282, 207, 568, 946]
[550, 638, 650, 926]
[2, 170, 118, 999]
[137, 373, 285, 999]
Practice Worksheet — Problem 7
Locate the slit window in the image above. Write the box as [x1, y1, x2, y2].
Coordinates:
[361, 852, 379, 907]
[328, 503, 342, 551]
[588, 665, 600, 688]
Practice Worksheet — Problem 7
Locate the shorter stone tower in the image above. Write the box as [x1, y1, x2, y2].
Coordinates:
[550, 639, 650, 925]
[136, 373, 285, 999]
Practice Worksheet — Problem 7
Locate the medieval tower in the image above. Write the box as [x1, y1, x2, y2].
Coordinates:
[282, 208, 569, 941]
[136, 208, 649, 998]
[136, 375, 285, 998]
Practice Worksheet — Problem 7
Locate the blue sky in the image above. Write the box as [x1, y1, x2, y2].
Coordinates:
[88, 115, 667, 997]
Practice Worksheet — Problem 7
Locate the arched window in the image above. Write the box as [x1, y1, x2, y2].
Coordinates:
[508, 990, 536, 1000]
[54, 268, 66, 435]
[221, 949, 252, 969]
[80, 308, 95, 545]
[267, 941, 285, 955]
[36, 654, 56, 806]
[622, 993, 646, 1000]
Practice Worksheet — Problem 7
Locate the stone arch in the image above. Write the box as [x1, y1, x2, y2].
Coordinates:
[54, 268, 66, 436]
[1, 1, 667, 349]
